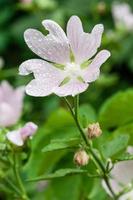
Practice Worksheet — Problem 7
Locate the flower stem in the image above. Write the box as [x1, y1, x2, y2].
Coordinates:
[4, 177, 21, 195]
[64, 95, 117, 200]
[13, 152, 29, 200]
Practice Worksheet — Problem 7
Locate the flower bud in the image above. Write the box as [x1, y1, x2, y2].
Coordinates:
[6, 122, 38, 146]
[74, 150, 89, 166]
[97, 2, 106, 15]
[20, 122, 38, 140]
[87, 122, 102, 139]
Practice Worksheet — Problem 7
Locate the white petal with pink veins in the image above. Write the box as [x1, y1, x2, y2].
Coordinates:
[91, 24, 104, 49]
[6, 130, 23, 146]
[19, 59, 66, 97]
[25, 79, 56, 97]
[67, 16, 104, 64]
[24, 20, 70, 65]
[54, 79, 89, 97]
[19, 59, 65, 79]
[82, 50, 111, 83]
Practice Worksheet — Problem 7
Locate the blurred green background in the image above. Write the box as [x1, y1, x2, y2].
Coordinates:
[0, 0, 133, 199]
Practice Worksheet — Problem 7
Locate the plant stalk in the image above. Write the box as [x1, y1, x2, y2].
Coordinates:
[13, 152, 29, 200]
[64, 95, 117, 200]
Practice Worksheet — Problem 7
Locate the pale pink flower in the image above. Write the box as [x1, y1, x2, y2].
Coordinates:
[102, 146, 133, 199]
[20, 0, 32, 4]
[112, 3, 133, 31]
[0, 81, 24, 127]
[6, 122, 38, 146]
[19, 16, 110, 97]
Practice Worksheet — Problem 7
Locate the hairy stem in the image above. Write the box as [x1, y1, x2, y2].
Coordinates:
[64, 95, 117, 199]
[13, 152, 29, 200]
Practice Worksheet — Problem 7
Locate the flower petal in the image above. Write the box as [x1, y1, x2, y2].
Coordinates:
[25, 79, 55, 97]
[24, 20, 70, 64]
[19, 59, 64, 79]
[67, 15, 104, 64]
[82, 50, 111, 83]
[0, 81, 14, 102]
[0, 102, 23, 127]
[102, 146, 133, 199]
[91, 24, 104, 49]
[6, 130, 23, 146]
[19, 59, 65, 97]
[0, 81, 24, 127]
[54, 79, 89, 97]
[112, 161, 133, 188]
[20, 122, 38, 140]
[102, 160, 133, 199]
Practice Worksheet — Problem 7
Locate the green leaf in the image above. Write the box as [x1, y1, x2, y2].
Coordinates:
[79, 104, 96, 128]
[42, 138, 80, 152]
[99, 89, 133, 129]
[44, 175, 82, 200]
[100, 134, 129, 159]
[24, 109, 78, 177]
[113, 152, 133, 163]
[113, 123, 133, 145]
[27, 168, 87, 182]
[45, 108, 74, 131]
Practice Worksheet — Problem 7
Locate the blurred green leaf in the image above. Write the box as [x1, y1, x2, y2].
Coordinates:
[113, 123, 133, 145]
[44, 175, 82, 200]
[27, 168, 87, 182]
[42, 138, 80, 152]
[79, 104, 96, 127]
[45, 108, 74, 130]
[113, 152, 133, 163]
[100, 134, 129, 159]
[99, 89, 133, 129]
[24, 108, 77, 178]
[34, 0, 57, 10]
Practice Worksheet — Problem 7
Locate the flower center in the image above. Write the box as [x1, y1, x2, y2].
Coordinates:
[64, 62, 82, 78]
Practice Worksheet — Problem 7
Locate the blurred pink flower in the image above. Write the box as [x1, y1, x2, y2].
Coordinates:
[6, 122, 38, 146]
[102, 146, 133, 199]
[20, 0, 32, 4]
[112, 3, 133, 31]
[0, 81, 24, 127]
[19, 15, 110, 97]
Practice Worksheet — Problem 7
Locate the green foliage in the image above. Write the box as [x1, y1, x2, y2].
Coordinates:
[79, 104, 96, 127]
[42, 138, 80, 152]
[113, 153, 133, 163]
[27, 168, 87, 181]
[100, 134, 129, 159]
[1, 0, 133, 199]
[113, 123, 133, 145]
[99, 89, 133, 129]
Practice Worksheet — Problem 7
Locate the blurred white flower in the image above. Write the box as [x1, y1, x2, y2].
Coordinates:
[0, 81, 24, 127]
[0, 57, 4, 69]
[112, 3, 133, 31]
[19, 15, 110, 97]
[6, 122, 38, 146]
[102, 146, 133, 199]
